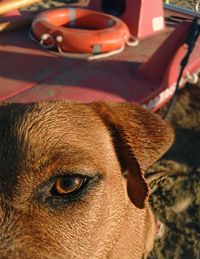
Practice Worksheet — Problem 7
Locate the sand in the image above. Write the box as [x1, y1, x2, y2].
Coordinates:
[148, 83, 200, 259]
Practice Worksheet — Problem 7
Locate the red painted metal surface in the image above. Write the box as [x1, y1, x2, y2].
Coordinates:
[0, 28, 78, 100]
[0, 5, 200, 111]
[88, 0, 165, 39]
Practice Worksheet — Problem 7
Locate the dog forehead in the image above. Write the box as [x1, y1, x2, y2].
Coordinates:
[0, 102, 116, 200]
[0, 101, 111, 158]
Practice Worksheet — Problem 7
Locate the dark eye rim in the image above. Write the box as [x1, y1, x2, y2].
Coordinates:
[34, 172, 102, 208]
[50, 174, 90, 197]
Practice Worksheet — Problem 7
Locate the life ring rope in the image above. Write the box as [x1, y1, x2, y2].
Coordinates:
[29, 29, 90, 59]
[57, 41, 125, 61]
[126, 35, 140, 47]
[29, 29, 139, 60]
[30, 8, 140, 60]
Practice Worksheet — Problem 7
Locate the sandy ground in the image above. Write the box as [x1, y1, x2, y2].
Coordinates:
[148, 82, 200, 259]
[21, 1, 200, 258]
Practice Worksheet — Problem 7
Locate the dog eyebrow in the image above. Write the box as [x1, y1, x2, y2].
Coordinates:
[36, 147, 103, 179]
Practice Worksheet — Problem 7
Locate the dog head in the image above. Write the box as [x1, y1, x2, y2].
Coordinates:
[0, 101, 174, 258]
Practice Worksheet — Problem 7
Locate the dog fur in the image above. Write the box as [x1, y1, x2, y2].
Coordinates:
[0, 101, 174, 259]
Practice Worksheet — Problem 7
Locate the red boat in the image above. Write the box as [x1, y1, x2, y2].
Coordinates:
[0, 0, 200, 111]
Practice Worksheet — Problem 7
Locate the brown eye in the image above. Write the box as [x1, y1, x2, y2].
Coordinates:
[53, 176, 86, 195]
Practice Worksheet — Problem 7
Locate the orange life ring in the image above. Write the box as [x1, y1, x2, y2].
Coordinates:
[31, 8, 131, 54]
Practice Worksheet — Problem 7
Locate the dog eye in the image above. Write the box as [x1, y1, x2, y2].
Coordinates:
[51, 176, 87, 196]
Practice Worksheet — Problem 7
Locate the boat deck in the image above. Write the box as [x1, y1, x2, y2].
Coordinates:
[0, 7, 200, 110]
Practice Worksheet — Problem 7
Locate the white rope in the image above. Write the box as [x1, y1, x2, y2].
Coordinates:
[126, 35, 140, 47]
[88, 44, 125, 60]
[29, 30, 90, 59]
[29, 30, 139, 61]
[57, 44, 90, 59]
[57, 43, 125, 61]
[186, 71, 199, 84]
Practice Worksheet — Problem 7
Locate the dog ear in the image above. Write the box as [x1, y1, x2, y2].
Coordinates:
[90, 102, 174, 209]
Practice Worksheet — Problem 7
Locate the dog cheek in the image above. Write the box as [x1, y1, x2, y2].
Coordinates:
[39, 174, 126, 258]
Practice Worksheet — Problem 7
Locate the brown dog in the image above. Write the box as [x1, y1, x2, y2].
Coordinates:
[0, 101, 174, 259]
